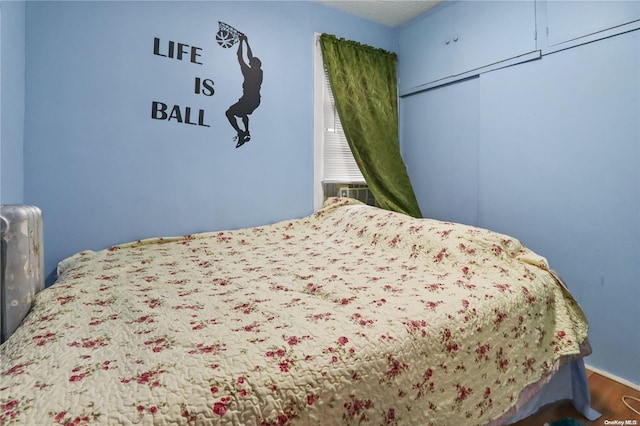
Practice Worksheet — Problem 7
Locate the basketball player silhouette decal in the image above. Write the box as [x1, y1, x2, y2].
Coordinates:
[217, 22, 263, 148]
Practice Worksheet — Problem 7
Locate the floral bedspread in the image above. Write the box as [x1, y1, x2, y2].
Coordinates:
[0, 198, 589, 425]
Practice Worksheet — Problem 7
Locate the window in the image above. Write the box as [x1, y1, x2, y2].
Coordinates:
[313, 34, 376, 210]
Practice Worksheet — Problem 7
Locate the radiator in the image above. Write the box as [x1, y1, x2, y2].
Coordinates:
[0, 205, 44, 343]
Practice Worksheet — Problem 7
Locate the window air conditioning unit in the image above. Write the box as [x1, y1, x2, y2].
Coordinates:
[337, 185, 377, 206]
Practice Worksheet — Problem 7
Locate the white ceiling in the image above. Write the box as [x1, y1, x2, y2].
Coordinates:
[314, 0, 444, 28]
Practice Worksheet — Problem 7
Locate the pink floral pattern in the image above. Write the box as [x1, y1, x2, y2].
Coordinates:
[0, 198, 589, 425]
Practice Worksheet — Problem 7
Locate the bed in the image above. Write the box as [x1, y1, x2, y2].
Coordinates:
[0, 197, 597, 425]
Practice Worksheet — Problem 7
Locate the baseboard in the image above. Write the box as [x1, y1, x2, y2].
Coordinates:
[585, 364, 640, 392]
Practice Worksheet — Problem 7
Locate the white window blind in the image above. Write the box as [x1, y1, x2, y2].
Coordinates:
[322, 67, 366, 184]
[314, 34, 372, 211]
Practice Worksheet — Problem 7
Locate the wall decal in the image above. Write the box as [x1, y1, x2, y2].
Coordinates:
[217, 22, 263, 148]
[151, 36, 212, 128]
[150, 22, 263, 149]
[215, 22, 240, 49]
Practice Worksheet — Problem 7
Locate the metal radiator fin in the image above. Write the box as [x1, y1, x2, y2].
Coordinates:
[0, 205, 44, 343]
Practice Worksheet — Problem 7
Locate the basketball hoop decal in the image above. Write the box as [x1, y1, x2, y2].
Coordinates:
[216, 22, 244, 48]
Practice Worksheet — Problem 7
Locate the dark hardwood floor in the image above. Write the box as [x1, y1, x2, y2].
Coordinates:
[512, 370, 640, 425]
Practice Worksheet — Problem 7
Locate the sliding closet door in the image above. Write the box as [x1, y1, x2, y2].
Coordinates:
[477, 30, 640, 383]
[478, 32, 639, 255]
[400, 77, 479, 225]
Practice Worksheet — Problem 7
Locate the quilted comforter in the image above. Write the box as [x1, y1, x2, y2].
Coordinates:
[0, 198, 589, 425]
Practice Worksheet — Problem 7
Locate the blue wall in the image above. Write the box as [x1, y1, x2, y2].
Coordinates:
[400, 29, 640, 385]
[21, 1, 393, 281]
[1, 0, 25, 204]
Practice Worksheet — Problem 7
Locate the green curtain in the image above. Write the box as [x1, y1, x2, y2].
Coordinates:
[319, 34, 422, 218]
